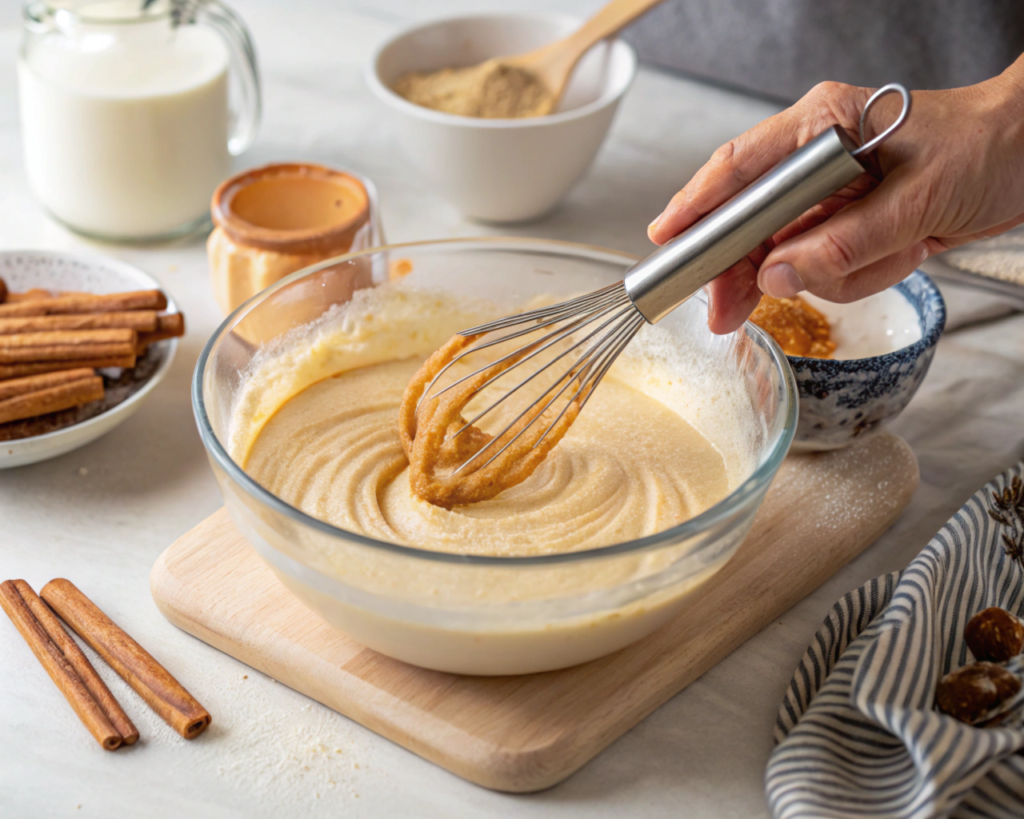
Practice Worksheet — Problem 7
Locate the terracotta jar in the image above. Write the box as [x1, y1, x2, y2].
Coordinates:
[208, 163, 381, 314]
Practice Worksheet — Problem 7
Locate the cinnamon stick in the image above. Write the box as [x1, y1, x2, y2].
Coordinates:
[0, 329, 136, 364]
[41, 579, 211, 739]
[0, 580, 123, 750]
[13, 580, 138, 744]
[0, 356, 135, 381]
[0, 328, 135, 348]
[0, 368, 96, 401]
[0, 377, 104, 424]
[0, 278, 7, 303]
[156, 313, 184, 334]
[0, 343, 134, 364]
[0, 312, 159, 336]
[5, 288, 54, 303]
[0, 290, 167, 318]
[136, 313, 186, 353]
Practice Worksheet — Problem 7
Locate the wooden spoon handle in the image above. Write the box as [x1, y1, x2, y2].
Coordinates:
[503, 0, 664, 113]
[555, 0, 664, 69]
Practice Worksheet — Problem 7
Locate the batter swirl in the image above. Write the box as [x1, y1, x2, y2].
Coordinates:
[232, 286, 731, 557]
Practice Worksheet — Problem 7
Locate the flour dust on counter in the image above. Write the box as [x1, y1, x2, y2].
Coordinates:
[74, 640, 378, 812]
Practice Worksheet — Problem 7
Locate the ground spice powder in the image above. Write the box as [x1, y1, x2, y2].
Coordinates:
[393, 60, 554, 118]
[749, 295, 836, 358]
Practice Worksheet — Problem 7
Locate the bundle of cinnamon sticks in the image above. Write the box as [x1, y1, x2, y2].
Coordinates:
[0, 278, 185, 428]
[0, 578, 210, 750]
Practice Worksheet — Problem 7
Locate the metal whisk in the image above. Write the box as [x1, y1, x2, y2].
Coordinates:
[416, 84, 912, 478]
[418, 282, 644, 477]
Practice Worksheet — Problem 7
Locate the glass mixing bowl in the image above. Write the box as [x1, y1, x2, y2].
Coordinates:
[194, 239, 797, 675]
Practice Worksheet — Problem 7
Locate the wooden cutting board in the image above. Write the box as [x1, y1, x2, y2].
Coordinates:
[151, 432, 918, 793]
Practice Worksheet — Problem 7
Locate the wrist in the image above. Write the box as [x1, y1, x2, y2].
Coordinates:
[1000, 52, 1024, 84]
[986, 54, 1024, 123]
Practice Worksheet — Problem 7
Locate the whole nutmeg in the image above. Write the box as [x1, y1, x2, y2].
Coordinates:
[935, 662, 1022, 724]
[964, 607, 1024, 662]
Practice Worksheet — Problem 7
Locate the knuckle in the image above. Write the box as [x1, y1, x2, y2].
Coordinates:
[710, 139, 738, 167]
[711, 139, 758, 187]
[672, 184, 693, 205]
[666, 186, 692, 216]
[820, 231, 859, 273]
[801, 81, 866, 137]
[809, 81, 847, 100]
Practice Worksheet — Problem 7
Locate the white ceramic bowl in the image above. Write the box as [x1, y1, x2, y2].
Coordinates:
[0, 250, 178, 469]
[366, 13, 637, 222]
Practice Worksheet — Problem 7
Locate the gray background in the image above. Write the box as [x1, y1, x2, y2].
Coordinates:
[626, 0, 1024, 101]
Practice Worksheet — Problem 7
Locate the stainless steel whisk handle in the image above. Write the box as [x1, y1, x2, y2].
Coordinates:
[624, 83, 912, 324]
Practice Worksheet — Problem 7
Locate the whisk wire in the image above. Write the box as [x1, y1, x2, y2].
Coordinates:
[450, 302, 640, 440]
[458, 282, 626, 336]
[530, 310, 645, 453]
[578, 313, 645, 412]
[417, 283, 630, 417]
[431, 296, 627, 421]
[449, 300, 645, 476]
[415, 281, 644, 478]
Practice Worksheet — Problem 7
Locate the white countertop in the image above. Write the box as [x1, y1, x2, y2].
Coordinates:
[1, 2, 1022, 817]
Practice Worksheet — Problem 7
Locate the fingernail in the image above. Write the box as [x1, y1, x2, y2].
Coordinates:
[759, 263, 804, 298]
[648, 212, 664, 232]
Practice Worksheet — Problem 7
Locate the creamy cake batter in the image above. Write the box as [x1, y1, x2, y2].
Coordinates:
[225, 284, 753, 673]
[246, 358, 727, 556]
[232, 286, 730, 556]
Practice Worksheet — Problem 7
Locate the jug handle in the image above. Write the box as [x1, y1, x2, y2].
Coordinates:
[191, 0, 262, 156]
[23, 1, 56, 34]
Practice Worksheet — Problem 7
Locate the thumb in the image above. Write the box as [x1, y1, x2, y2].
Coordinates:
[757, 174, 927, 302]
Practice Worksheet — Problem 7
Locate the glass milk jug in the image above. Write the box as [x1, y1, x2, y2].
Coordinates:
[19, 0, 261, 242]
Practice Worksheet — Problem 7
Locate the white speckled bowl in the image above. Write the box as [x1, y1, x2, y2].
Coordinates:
[0, 250, 178, 469]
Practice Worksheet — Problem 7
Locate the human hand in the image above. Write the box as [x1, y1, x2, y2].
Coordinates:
[648, 55, 1024, 334]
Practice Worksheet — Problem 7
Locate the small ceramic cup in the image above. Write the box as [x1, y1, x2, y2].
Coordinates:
[207, 163, 383, 315]
[789, 270, 946, 452]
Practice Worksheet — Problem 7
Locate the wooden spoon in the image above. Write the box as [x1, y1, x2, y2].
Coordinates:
[501, 0, 665, 114]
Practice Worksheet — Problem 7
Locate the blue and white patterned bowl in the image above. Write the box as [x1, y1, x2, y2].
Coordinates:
[789, 269, 946, 452]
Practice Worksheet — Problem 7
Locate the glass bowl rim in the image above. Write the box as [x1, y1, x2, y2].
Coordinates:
[193, 236, 798, 567]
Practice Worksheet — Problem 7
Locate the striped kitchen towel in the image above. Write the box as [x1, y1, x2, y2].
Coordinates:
[767, 462, 1024, 819]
